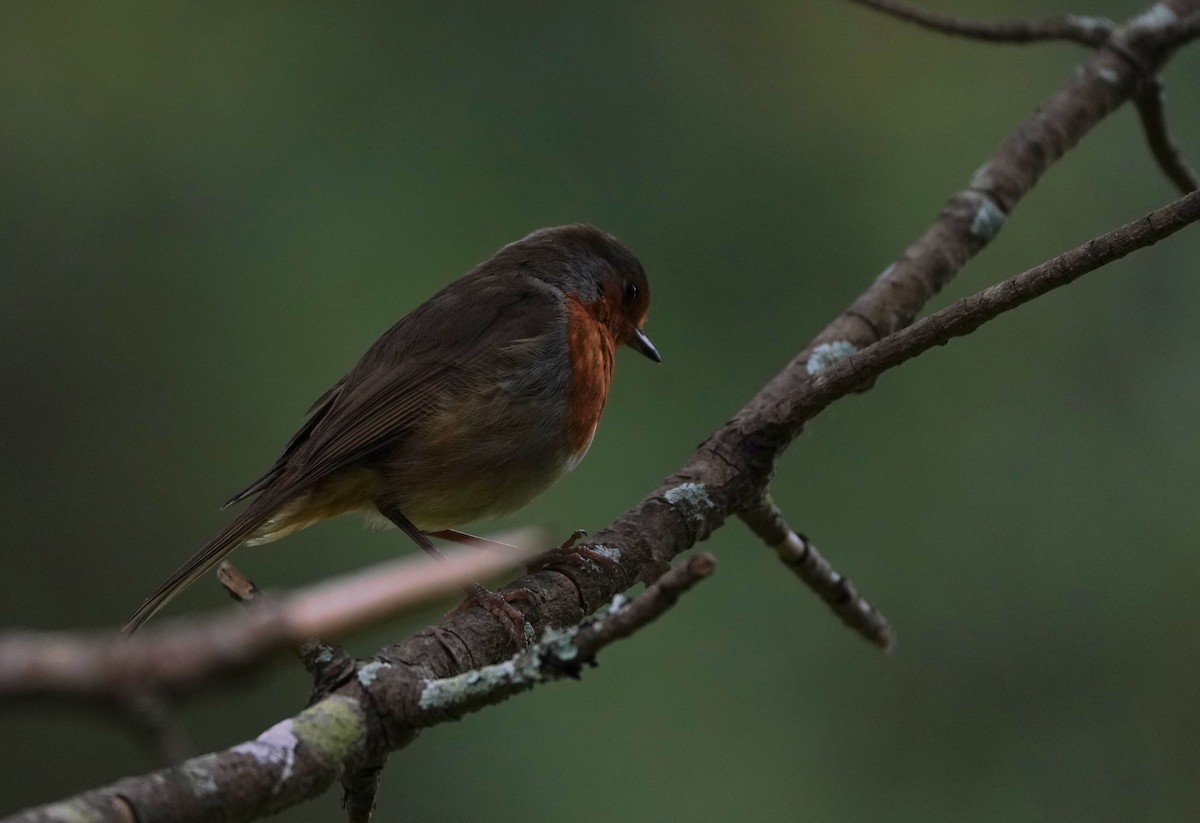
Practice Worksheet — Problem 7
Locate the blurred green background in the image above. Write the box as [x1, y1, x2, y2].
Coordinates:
[3, 1, 1199, 820]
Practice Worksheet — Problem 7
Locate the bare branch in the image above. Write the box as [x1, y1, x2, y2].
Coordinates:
[217, 561, 359, 704]
[117, 692, 196, 767]
[783, 189, 1200, 428]
[1134, 76, 1200, 194]
[0, 539, 541, 704]
[739, 496, 893, 651]
[847, 0, 1113, 46]
[282, 529, 544, 640]
[216, 561, 262, 603]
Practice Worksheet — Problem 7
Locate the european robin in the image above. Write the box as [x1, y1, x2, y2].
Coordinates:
[124, 225, 658, 634]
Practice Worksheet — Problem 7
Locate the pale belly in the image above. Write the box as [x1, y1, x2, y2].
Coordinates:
[368, 361, 590, 533]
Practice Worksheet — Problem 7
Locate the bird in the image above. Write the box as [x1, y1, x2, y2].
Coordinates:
[123, 224, 659, 635]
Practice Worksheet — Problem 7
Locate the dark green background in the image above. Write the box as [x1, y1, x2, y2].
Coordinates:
[2, 2, 1198, 820]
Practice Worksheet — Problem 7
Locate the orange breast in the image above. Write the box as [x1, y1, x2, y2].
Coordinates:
[564, 296, 616, 459]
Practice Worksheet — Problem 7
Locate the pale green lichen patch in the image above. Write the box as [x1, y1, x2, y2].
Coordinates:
[1134, 3, 1177, 27]
[356, 660, 392, 687]
[664, 482, 715, 535]
[806, 341, 857, 375]
[540, 627, 581, 662]
[418, 623, 591, 713]
[418, 658, 531, 712]
[290, 696, 366, 764]
[180, 756, 221, 798]
[1067, 15, 1111, 39]
[28, 798, 107, 823]
[969, 198, 1006, 242]
[664, 482, 713, 510]
[226, 698, 365, 795]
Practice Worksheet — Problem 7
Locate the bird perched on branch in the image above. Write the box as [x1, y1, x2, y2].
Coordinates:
[124, 225, 659, 636]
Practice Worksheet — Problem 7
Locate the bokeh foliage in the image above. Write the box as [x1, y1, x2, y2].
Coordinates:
[1, 2, 1198, 820]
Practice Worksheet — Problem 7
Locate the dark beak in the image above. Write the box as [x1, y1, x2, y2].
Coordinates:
[629, 328, 661, 363]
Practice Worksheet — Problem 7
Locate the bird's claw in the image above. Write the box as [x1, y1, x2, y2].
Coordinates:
[528, 530, 622, 575]
[450, 583, 534, 647]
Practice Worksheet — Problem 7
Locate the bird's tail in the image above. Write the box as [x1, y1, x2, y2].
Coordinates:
[122, 492, 290, 633]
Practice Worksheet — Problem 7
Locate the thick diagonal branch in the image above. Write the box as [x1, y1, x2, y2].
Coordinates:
[414, 554, 715, 724]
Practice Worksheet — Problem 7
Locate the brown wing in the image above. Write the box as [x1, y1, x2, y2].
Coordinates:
[123, 271, 560, 632]
[269, 272, 560, 495]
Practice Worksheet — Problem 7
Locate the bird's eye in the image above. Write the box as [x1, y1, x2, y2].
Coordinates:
[623, 282, 639, 307]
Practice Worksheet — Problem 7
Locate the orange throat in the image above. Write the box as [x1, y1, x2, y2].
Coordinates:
[563, 295, 616, 464]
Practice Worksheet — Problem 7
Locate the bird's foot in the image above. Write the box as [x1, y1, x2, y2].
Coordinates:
[449, 583, 535, 647]
[529, 529, 622, 575]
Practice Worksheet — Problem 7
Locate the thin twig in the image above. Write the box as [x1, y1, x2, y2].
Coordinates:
[116, 692, 196, 767]
[853, 0, 1199, 195]
[739, 496, 894, 651]
[413, 554, 716, 724]
[342, 755, 387, 823]
[1134, 76, 1200, 194]
[848, 0, 1113, 46]
[216, 561, 262, 603]
[217, 561, 358, 704]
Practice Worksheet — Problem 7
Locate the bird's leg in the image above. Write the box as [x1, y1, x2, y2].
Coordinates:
[559, 529, 588, 552]
[379, 506, 530, 646]
[425, 528, 519, 553]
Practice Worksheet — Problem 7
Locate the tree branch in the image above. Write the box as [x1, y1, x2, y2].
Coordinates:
[0, 539, 540, 704]
[216, 561, 359, 705]
[1134, 76, 1199, 194]
[848, 0, 1114, 46]
[853, 0, 1200, 197]
[413, 553, 716, 725]
[1173, 10, 1200, 43]
[739, 495, 893, 651]
[776, 189, 1200, 430]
